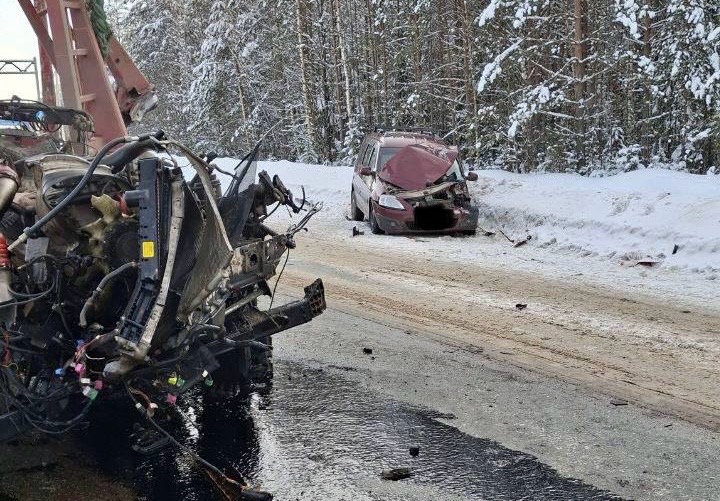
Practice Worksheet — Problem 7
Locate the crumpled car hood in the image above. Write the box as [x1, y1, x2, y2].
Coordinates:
[378, 144, 457, 191]
[388, 181, 456, 199]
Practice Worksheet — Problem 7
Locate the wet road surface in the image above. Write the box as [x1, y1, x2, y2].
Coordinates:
[78, 360, 622, 501]
[4, 294, 717, 500]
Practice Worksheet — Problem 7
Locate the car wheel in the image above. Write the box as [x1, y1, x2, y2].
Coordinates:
[369, 204, 384, 235]
[350, 190, 364, 221]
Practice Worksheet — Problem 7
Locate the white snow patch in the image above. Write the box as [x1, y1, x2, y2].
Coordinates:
[474, 169, 720, 273]
[477, 0, 499, 27]
[477, 41, 521, 93]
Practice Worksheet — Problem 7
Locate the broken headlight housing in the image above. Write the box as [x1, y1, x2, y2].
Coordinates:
[378, 194, 405, 210]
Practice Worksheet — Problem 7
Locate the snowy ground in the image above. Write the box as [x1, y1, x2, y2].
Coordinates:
[475, 169, 720, 273]
[214, 159, 720, 311]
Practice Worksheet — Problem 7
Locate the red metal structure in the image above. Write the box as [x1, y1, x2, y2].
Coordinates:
[16, 0, 156, 151]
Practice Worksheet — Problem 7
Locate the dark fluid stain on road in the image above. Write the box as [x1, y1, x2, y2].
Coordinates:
[77, 361, 624, 500]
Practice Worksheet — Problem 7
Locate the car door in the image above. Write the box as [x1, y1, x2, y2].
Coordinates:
[351, 140, 368, 213]
[353, 140, 376, 214]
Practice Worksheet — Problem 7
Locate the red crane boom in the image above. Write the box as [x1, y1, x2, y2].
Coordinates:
[16, 0, 156, 151]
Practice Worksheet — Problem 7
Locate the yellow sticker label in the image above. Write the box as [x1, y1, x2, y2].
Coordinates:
[141, 241, 155, 259]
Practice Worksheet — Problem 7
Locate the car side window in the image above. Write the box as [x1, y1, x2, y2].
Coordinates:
[368, 147, 378, 172]
[356, 142, 368, 169]
[363, 142, 375, 166]
[358, 143, 370, 168]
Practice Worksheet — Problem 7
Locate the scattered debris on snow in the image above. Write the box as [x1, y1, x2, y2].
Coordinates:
[381, 467, 413, 480]
[620, 258, 662, 268]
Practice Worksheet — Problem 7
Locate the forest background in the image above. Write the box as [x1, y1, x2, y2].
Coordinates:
[109, 0, 720, 174]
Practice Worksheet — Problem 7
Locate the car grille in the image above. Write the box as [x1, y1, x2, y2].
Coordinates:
[412, 205, 456, 231]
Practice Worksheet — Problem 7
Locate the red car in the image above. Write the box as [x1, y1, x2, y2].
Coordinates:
[350, 128, 478, 235]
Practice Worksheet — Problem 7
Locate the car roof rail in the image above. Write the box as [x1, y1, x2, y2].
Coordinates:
[372, 125, 441, 138]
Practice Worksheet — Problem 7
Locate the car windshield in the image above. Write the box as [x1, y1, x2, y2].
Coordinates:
[378, 147, 402, 170]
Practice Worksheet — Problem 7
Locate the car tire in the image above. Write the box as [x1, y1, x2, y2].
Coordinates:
[208, 337, 273, 398]
[369, 203, 384, 235]
[350, 190, 364, 221]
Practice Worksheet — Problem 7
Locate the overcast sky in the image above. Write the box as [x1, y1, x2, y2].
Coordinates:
[0, 0, 41, 99]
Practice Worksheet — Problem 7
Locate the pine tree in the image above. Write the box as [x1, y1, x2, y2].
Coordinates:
[109, 0, 720, 172]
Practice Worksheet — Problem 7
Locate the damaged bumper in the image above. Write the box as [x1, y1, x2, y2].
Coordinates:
[125, 278, 326, 401]
[375, 205, 478, 234]
[374, 183, 479, 234]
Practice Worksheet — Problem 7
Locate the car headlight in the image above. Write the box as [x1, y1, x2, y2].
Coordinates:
[378, 194, 405, 210]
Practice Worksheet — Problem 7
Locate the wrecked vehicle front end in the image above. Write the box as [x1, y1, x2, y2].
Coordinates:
[373, 144, 478, 234]
[0, 131, 325, 447]
[374, 182, 479, 234]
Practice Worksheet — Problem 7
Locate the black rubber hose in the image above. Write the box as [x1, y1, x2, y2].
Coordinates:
[9, 132, 161, 252]
[79, 261, 137, 327]
[103, 130, 165, 173]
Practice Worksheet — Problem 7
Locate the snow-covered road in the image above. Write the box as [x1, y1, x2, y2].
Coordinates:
[214, 159, 719, 313]
[212, 158, 720, 424]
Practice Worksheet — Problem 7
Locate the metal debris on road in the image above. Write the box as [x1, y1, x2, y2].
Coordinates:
[620, 258, 662, 267]
[497, 228, 532, 247]
[513, 235, 532, 247]
[477, 225, 496, 236]
[381, 467, 413, 481]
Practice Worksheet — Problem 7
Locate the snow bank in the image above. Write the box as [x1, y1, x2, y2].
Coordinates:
[475, 170, 720, 273]
[213, 159, 720, 276]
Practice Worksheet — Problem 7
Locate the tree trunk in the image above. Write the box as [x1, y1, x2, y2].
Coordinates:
[334, 0, 353, 126]
[296, 0, 319, 157]
[231, 54, 247, 121]
[640, 6, 653, 163]
[458, 0, 477, 149]
[572, 0, 588, 170]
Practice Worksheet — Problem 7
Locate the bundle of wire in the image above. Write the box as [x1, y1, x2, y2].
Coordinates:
[0, 255, 90, 434]
[0, 362, 90, 435]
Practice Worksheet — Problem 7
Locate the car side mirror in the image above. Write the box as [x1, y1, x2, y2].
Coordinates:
[359, 167, 373, 176]
[465, 172, 478, 182]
